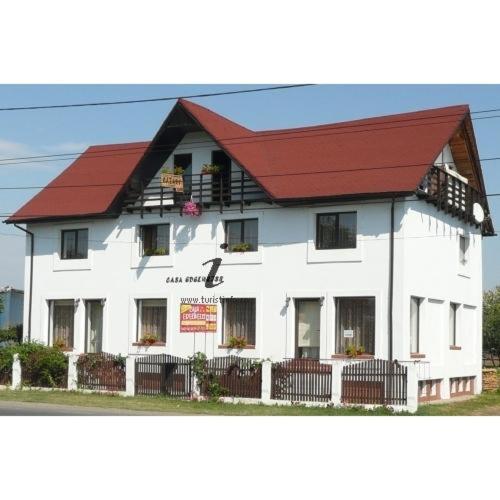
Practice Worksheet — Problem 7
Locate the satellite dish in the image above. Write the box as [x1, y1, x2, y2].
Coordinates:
[473, 203, 485, 224]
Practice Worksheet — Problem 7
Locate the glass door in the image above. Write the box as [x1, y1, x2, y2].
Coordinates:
[85, 300, 103, 353]
[295, 299, 321, 359]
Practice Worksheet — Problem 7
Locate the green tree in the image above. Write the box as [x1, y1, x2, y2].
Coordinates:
[484, 287, 500, 352]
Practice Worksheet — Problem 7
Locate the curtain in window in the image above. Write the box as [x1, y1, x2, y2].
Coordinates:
[140, 299, 167, 341]
[335, 297, 375, 354]
[86, 301, 103, 353]
[449, 304, 457, 346]
[317, 213, 356, 249]
[52, 300, 74, 348]
[223, 299, 256, 344]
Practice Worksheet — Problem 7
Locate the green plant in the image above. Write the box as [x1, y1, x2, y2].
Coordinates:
[161, 166, 184, 175]
[484, 287, 500, 353]
[0, 326, 22, 344]
[230, 242, 252, 253]
[201, 164, 221, 175]
[144, 247, 167, 256]
[0, 341, 68, 388]
[227, 336, 248, 348]
[188, 352, 229, 399]
[140, 333, 159, 345]
[345, 344, 365, 358]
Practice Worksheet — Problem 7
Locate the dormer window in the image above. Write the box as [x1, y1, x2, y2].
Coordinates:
[61, 229, 88, 259]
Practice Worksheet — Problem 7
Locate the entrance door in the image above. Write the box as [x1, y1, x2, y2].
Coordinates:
[211, 150, 232, 203]
[85, 300, 103, 353]
[295, 299, 321, 359]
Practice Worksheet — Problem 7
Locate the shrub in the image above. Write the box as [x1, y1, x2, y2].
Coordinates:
[0, 325, 23, 344]
[0, 341, 68, 388]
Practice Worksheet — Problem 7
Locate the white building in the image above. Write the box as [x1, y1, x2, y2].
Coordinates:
[6, 100, 494, 402]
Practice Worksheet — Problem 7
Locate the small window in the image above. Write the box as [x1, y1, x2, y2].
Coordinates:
[50, 300, 74, 349]
[140, 224, 170, 256]
[316, 212, 356, 249]
[225, 219, 258, 252]
[449, 303, 458, 346]
[61, 229, 88, 259]
[137, 299, 167, 343]
[222, 298, 256, 345]
[410, 296, 422, 354]
[459, 235, 469, 265]
[335, 297, 375, 355]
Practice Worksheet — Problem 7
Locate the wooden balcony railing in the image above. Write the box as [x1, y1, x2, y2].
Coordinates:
[417, 166, 486, 227]
[123, 171, 270, 216]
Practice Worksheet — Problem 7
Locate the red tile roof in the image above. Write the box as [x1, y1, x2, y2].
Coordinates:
[8, 99, 470, 223]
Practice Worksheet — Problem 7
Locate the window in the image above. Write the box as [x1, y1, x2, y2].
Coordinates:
[85, 300, 103, 353]
[211, 150, 231, 202]
[410, 296, 422, 354]
[296, 299, 321, 359]
[225, 219, 258, 252]
[137, 299, 167, 343]
[140, 224, 170, 256]
[449, 303, 458, 346]
[459, 235, 469, 264]
[174, 153, 192, 194]
[61, 229, 88, 259]
[222, 298, 256, 345]
[316, 212, 357, 250]
[335, 297, 375, 355]
[50, 300, 74, 349]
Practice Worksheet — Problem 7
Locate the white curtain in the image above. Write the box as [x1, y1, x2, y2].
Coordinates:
[52, 300, 74, 348]
[223, 299, 256, 344]
[140, 299, 167, 341]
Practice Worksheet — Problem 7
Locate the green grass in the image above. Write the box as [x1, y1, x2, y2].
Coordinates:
[0, 388, 499, 415]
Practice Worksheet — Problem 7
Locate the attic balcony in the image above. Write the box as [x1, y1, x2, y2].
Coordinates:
[417, 165, 492, 234]
[122, 171, 272, 216]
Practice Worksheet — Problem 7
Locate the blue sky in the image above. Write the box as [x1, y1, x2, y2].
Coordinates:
[0, 84, 498, 290]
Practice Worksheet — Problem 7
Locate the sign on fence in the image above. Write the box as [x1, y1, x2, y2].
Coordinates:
[160, 173, 184, 192]
[179, 303, 217, 332]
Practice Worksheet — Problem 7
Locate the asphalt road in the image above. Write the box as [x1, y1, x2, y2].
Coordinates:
[0, 400, 186, 416]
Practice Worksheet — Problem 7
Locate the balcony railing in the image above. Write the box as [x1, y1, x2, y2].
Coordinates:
[417, 166, 485, 227]
[123, 171, 270, 216]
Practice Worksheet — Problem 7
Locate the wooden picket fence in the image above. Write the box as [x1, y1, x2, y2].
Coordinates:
[76, 352, 126, 392]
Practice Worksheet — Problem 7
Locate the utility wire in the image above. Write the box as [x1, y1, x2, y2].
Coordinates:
[0, 110, 496, 166]
[0, 84, 314, 112]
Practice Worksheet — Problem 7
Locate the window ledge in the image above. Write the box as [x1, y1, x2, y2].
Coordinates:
[449, 345, 462, 351]
[331, 354, 374, 360]
[58, 347, 74, 352]
[218, 345, 256, 350]
[132, 342, 166, 347]
[410, 353, 426, 359]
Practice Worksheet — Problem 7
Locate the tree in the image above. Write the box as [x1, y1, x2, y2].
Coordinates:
[484, 286, 500, 352]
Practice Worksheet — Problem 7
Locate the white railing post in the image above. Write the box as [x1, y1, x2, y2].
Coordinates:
[67, 354, 79, 391]
[406, 363, 419, 413]
[125, 356, 135, 396]
[331, 361, 343, 405]
[11, 353, 21, 390]
[261, 360, 272, 403]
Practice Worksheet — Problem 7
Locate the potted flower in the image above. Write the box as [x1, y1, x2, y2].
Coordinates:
[182, 200, 201, 216]
[144, 247, 167, 256]
[345, 344, 366, 358]
[201, 164, 221, 175]
[140, 333, 159, 345]
[230, 242, 252, 253]
[227, 336, 248, 349]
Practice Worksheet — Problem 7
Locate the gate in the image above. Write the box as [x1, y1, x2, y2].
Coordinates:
[341, 359, 407, 406]
[271, 359, 332, 402]
[203, 356, 262, 398]
[135, 354, 192, 397]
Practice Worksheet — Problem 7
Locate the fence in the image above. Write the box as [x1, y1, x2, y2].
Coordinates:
[341, 359, 407, 406]
[271, 359, 332, 402]
[135, 354, 192, 397]
[77, 352, 126, 391]
[0, 369, 11, 386]
[203, 356, 262, 398]
[483, 350, 500, 368]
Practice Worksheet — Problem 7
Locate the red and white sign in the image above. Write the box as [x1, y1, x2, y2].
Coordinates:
[179, 303, 217, 333]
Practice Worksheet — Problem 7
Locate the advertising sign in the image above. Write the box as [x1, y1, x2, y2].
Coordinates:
[180, 303, 217, 332]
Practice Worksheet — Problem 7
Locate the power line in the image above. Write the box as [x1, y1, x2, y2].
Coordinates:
[0, 84, 314, 112]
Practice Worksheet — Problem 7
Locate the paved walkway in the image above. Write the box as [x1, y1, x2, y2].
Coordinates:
[0, 400, 188, 416]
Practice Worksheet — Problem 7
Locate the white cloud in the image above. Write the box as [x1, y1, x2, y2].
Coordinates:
[41, 141, 90, 154]
[0, 138, 33, 158]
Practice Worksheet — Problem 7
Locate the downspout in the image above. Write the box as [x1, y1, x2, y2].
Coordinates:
[388, 198, 395, 362]
[14, 224, 33, 342]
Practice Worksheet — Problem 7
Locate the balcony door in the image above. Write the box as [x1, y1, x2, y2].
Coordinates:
[85, 300, 103, 353]
[211, 150, 231, 203]
[295, 299, 321, 359]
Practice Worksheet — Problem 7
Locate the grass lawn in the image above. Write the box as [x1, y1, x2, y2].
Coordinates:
[0, 388, 499, 415]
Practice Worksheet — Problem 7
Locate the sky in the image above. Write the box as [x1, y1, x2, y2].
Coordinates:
[0, 84, 499, 290]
